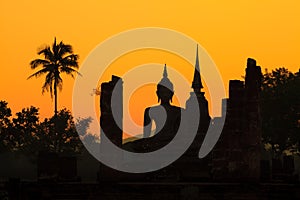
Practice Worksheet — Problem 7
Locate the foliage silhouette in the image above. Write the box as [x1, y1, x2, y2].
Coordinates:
[38, 108, 83, 154]
[0, 103, 94, 154]
[11, 106, 40, 152]
[0, 101, 12, 151]
[261, 68, 300, 156]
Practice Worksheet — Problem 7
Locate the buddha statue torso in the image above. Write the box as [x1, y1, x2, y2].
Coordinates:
[123, 64, 182, 152]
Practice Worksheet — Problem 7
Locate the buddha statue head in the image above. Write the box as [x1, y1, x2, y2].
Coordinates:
[157, 64, 174, 104]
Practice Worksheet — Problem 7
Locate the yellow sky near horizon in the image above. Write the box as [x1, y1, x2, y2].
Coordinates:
[1, 1, 300, 133]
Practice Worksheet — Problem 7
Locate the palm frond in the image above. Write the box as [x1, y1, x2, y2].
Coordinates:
[60, 66, 81, 78]
[42, 72, 55, 97]
[30, 59, 50, 69]
[60, 54, 79, 68]
[58, 42, 73, 58]
[27, 68, 51, 80]
[52, 37, 58, 56]
[55, 75, 63, 91]
[38, 46, 55, 62]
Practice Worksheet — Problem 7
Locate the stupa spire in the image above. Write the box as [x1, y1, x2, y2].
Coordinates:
[192, 44, 203, 93]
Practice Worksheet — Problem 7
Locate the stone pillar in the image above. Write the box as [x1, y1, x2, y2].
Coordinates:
[100, 75, 123, 148]
[243, 58, 262, 181]
[99, 75, 123, 181]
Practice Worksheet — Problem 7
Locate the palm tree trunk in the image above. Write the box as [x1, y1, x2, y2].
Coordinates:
[54, 89, 58, 117]
[54, 74, 59, 152]
[54, 78, 58, 117]
[54, 78, 58, 152]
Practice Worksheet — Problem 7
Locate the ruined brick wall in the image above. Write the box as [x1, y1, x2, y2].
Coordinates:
[212, 58, 262, 181]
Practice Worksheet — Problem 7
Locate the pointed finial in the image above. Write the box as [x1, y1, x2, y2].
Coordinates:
[195, 44, 199, 67]
[163, 63, 168, 78]
[192, 44, 203, 92]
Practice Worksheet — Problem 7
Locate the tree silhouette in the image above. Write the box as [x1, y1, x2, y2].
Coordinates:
[261, 68, 300, 155]
[38, 108, 83, 153]
[0, 101, 12, 152]
[12, 106, 40, 152]
[0, 101, 86, 154]
[28, 37, 80, 117]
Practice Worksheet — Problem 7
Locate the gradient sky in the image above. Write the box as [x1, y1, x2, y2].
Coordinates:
[1, 1, 300, 134]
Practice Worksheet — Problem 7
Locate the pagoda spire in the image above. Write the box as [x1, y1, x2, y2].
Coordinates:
[192, 44, 203, 93]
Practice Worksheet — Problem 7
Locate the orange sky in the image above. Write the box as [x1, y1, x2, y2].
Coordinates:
[1, 1, 300, 134]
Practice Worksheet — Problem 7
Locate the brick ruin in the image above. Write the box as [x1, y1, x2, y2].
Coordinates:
[211, 58, 262, 181]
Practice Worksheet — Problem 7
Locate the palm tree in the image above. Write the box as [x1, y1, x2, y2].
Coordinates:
[28, 37, 80, 117]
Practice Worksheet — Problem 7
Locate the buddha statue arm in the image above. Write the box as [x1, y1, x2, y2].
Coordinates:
[143, 107, 152, 138]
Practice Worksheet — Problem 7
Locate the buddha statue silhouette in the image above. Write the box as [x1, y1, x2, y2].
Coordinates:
[124, 64, 182, 152]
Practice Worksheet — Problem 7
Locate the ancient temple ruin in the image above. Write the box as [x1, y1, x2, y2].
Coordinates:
[98, 48, 262, 181]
